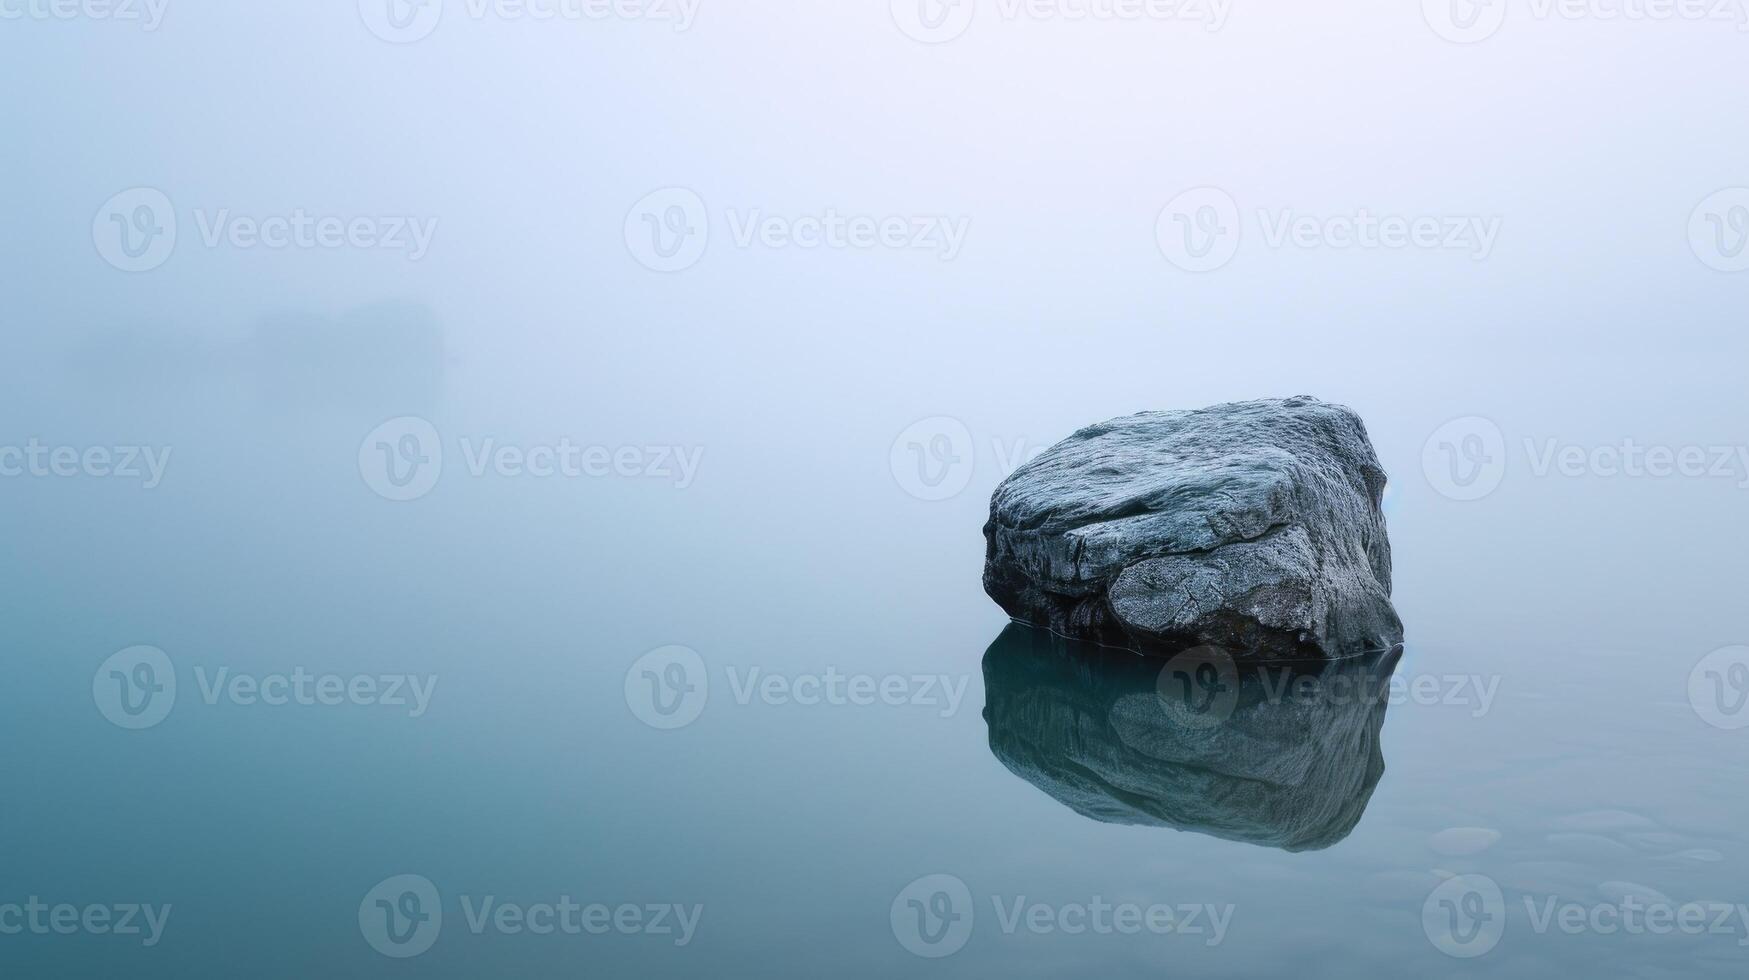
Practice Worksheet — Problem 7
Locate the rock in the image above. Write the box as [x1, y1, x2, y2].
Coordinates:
[983, 396, 1402, 660]
[982, 623, 1398, 852]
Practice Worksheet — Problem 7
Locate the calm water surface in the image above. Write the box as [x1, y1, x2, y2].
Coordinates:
[4, 348, 1746, 978]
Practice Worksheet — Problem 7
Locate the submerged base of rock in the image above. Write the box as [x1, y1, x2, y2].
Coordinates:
[983, 397, 1403, 661]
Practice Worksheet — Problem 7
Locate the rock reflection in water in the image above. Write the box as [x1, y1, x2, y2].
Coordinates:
[983, 623, 1401, 852]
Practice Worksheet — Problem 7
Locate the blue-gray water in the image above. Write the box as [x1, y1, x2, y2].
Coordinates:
[5, 4, 1749, 976]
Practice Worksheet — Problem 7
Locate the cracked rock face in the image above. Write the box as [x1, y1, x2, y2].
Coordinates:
[983, 396, 1402, 660]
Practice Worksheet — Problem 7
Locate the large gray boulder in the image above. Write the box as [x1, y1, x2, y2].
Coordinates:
[983, 396, 1401, 660]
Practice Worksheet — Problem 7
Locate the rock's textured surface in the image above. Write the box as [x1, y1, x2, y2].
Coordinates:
[983, 623, 1397, 852]
[983, 396, 1402, 660]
